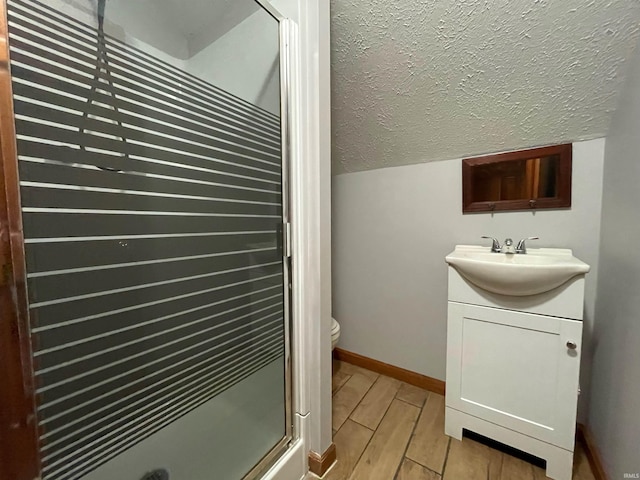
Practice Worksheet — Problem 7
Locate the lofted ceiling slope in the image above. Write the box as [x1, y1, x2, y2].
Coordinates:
[331, 0, 640, 174]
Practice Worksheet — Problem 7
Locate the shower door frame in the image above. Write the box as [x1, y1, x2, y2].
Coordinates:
[0, 0, 299, 478]
[0, 0, 40, 478]
[241, 2, 297, 478]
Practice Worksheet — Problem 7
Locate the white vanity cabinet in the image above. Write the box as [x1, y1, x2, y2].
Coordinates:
[445, 246, 589, 480]
[446, 304, 582, 452]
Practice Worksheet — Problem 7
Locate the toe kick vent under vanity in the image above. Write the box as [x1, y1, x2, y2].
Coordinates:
[444, 244, 590, 480]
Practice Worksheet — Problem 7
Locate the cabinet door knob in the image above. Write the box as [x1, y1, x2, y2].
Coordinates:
[566, 341, 577, 350]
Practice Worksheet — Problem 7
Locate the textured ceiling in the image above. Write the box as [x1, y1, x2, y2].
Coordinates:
[331, 0, 640, 174]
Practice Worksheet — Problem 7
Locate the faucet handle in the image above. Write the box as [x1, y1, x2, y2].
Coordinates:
[481, 236, 501, 253]
[516, 236, 539, 254]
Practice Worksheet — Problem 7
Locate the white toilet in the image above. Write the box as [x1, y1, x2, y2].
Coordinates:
[331, 317, 341, 350]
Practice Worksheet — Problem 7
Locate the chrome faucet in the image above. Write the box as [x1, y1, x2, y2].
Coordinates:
[515, 237, 539, 254]
[502, 238, 515, 254]
[482, 236, 539, 254]
[481, 236, 503, 252]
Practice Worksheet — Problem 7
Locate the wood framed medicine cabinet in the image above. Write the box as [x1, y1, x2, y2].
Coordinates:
[462, 143, 572, 213]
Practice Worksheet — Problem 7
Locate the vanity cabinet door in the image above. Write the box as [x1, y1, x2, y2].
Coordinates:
[446, 302, 582, 450]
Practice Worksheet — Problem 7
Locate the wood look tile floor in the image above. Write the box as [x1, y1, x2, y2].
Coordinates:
[324, 360, 596, 480]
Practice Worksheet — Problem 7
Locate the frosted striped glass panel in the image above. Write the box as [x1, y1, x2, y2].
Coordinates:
[8, 0, 286, 478]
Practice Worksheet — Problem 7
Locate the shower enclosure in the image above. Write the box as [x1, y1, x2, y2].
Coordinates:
[0, 0, 295, 479]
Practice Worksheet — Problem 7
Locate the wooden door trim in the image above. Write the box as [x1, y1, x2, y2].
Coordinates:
[333, 348, 445, 395]
[0, 1, 40, 478]
[307, 442, 336, 477]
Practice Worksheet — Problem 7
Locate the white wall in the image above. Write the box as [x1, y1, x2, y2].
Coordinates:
[106, 0, 190, 62]
[49, 0, 188, 67]
[332, 138, 604, 419]
[588, 41, 640, 478]
[185, 9, 281, 116]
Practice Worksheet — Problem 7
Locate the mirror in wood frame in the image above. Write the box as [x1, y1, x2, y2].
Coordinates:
[462, 143, 572, 213]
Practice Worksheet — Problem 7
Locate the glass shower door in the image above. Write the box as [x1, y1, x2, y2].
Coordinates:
[6, 0, 290, 478]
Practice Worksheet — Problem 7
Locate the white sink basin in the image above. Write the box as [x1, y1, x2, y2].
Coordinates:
[445, 245, 590, 296]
